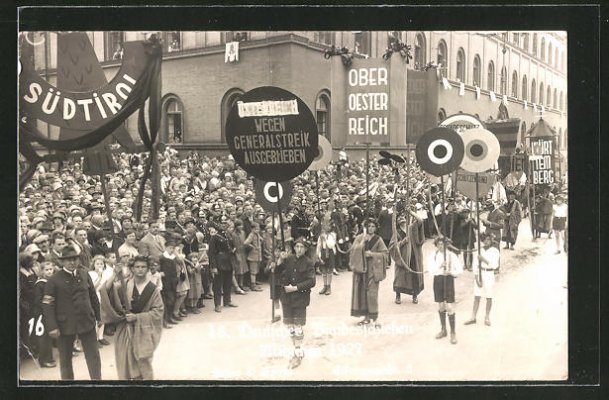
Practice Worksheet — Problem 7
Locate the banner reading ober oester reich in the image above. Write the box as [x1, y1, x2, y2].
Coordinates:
[345, 58, 391, 144]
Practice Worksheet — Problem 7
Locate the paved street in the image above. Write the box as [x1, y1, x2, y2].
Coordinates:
[20, 218, 567, 381]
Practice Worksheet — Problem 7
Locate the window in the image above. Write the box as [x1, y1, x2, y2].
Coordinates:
[532, 33, 538, 55]
[314, 31, 334, 46]
[472, 54, 481, 87]
[555, 48, 559, 68]
[162, 31, 181, 53]
[553, 88, 558, 109]
[521, 121, 527, 146]
[559, 91, 564, 110]
[487, 61, 495, 91]
[437, 40, 447, 77]
[522, 75, 528, 101]
[104, 31, 124, 61]
[437, 108, 447, 124]
[315, 92, 331, 141]
[456, 48, 465, 82]
[354, 32, 371, 56]
[161, 95, 184, 144]
[531, 78, 537, 103]
[540, 37, 546, 61]
[548, 42, 553, 65]
[539, 82, 544, 104]
[221, 89, 244, 143]
[547, 86, 552, 107]
[223, 31, 249, 43]
[414, 33, 426, 69]
[522, 33, 529, 52]
[500, 66, 508, 95]
[512, 33, 519, 45]
[511, 70, 518, 97]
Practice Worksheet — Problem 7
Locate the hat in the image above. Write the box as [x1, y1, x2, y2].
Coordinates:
[40, 221, 54, 232]
[52, 212, 66, 221]
[24, 243, 42, 255]
[184, 196, 194, 203]
[294, 236, 310, 247]
[52, 181, 63, 191]
[58, 245, 80, 259]
[32, 216, 46, 226]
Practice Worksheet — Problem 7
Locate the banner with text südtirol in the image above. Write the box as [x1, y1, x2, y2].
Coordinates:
[529, 137, 555, 184]
[345, 58, 391, 144]
[225, 86, 318, 183]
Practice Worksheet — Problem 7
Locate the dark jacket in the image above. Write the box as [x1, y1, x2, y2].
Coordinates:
[276, 254, 316, 308]
[208, 231, 234, 271]
[159, 254, 178, 291]
[42, 269, 100, 335]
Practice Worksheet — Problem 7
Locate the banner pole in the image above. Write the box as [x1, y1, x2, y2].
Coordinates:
[365, 142, 370, 219]
[270, 210, 278, 323]
[475, 173, 483, 287]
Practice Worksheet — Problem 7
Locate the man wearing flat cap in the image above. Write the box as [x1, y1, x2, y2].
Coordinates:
[42, 245, 102, 380]
[269, 236, 316, 369]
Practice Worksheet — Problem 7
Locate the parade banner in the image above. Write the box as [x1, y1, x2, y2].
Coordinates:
[225, 86, 318, 182]
[455, 169, 495, 200]
[19, 39, 152, 131]
[529, 137, 555, 184]
[439, 113, 484, 134]
[254, 180, 293, 214]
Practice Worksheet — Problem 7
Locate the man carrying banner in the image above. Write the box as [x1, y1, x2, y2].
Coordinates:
[268, 236, 316, 369]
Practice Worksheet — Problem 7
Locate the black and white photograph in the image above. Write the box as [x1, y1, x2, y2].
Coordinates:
[13, 4, 600, 388]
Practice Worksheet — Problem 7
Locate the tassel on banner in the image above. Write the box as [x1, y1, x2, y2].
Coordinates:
[442, 77, 451, 90]
[475, 86, 480, 99]
[459, 82, 465, 96]
[524, 100, 528, 110]
[489, 91, 496, 102]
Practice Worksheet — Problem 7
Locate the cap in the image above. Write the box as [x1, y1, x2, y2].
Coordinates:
[57, 245, 80, 259]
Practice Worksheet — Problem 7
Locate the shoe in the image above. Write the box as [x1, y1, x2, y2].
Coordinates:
[325, 287, 331, 295]
[214, 306, 222, 313]
[99, 338, 110, 346]
[332, 269, 339, 276]
[242, 285, 251, 292]
[235, 288, 246, 295]
[179, 311, 188, 317]
[192, 308, 202, 314]
[319, 286, 327, 295]
[203, 294, 213, 299]
[435, 330, 447, 339]
[503, 246, 510, 249]
[450, 332, 458, 344]
[168, 318, 178, 325]
[464, 319, 477, 325]
[412, 295, 418, 304]
[40, 361, 57, 368]
[357, 318, 371, 326]
[163, 321, 172, 329]
[395, 296, 401, 304]
[555, 250, 561, 254]
[484, 318, 491, 326]
[288, 353, 304, 369]
[172, 315, 183, 322]
[250, 285, 263, 292]
[225, 303, 238, 308]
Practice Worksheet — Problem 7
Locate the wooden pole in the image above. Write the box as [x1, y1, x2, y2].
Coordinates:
[365, 143, 370, 219]
[440, 175, 447, 265]
[270, 210, 278, 323]
[475, 173, 483, 287]
[100, 174, 119, 258]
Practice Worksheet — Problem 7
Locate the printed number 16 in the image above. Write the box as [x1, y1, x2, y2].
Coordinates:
[28, 315, 44, 337]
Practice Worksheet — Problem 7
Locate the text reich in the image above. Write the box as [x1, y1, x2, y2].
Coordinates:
[348, 116, 388, 136]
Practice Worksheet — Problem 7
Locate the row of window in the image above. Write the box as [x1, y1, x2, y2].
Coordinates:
[427, 36, 565, 110]
[509, 32, 565, 71]
[162, 90, 332, 144]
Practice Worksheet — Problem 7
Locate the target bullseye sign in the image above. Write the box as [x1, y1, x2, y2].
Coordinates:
[459, 128, 500, 173]
[415, 127, 464, 177]
[308, 135, 333, 171]
[254, 180, 293, 213]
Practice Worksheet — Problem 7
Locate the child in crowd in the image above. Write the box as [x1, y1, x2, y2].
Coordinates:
[198, 243, 213, 306]
[149, 257, 163, 291]
[89, 255, 111, 346]
[34, 261, 57, 368]
[185, 251, 203, 313]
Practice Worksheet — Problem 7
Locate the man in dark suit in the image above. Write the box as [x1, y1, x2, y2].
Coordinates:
[42, 245, 102, 380]
[209, 217, 238, 313]
[270, 237, 316, 369]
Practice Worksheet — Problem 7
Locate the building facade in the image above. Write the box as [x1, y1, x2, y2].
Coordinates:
[29, 30, 567, 161]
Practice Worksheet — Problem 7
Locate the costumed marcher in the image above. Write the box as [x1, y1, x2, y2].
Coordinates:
[19, 253, 39, 360]
[535, 189, 554, 238]
[464, 232, 500, 327]
[209, 217, 238, 312]
[34, 261, 57, 368]
[391, 212, 425, 305]
[269, 236, 316, 369]
[42, 245, 102, 380]
[350, 218, 388, 327]
[552, 195, 568, 254]
[502, 191, 523, 250]
[316, 219, 337, 296]
[428, 237, 463, 345]
[114, 255, 164, 380]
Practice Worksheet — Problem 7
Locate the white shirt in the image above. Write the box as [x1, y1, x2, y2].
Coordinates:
[428, 249, 462, 277]
[553, 203, 568, 218]
[475, 246, 500, 270]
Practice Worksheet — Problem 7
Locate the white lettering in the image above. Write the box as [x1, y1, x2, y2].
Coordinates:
[62, 98, 75, 120]
[101, 93, 121, 114]
[77, 98, 94, 121]
[116, 83, 132, 100]
[23, 83, 42, 103]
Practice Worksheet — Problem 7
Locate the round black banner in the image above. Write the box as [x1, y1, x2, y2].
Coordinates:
[254, 180, 293, 214]
[225, 86, 319, 182]
[415, 127, 464, 177]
